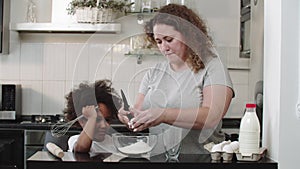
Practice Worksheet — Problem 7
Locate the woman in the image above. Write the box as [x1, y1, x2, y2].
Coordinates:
[63, 79, 122, 153]
[118, 4, 234, 155]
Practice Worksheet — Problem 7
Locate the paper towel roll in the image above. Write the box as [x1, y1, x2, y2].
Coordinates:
[46, 142, 64, 158]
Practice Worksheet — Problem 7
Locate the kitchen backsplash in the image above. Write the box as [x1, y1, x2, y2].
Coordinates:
[0, 39, 249, 117]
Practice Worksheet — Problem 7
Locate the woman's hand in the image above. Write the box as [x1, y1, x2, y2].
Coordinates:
[118, 107, 134, 128]
[129, 107, 165, 132]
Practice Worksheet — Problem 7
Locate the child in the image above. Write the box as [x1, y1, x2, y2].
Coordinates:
[63, 79, 122, 153]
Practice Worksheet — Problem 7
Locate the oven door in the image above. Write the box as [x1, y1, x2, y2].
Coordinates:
[0, 129, 24, 169]
[24, 130, 46, 159]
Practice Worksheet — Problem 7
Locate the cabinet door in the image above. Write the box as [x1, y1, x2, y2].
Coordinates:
[0, 129, 24, 169]
[0, 0, 10, 54]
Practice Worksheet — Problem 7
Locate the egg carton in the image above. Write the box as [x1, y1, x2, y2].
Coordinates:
[204, 142, 267, 162]
[235, 147, 267, 161]
[204, 141, 237, 161]
[210, 151, 235, 161]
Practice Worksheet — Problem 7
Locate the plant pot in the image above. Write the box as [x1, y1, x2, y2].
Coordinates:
[97, 8, 113, 23]
[76, 7, 98, 23]
[75, 7, 124, 23]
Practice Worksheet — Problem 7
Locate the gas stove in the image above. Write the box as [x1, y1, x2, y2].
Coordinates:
[20, 114, 65, 124]
[32, 115, 64, 123]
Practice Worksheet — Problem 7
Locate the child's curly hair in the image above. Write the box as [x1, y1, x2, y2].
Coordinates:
[63, 79, 122, 127]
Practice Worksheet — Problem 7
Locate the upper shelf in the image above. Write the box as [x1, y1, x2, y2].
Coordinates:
[9, 22, 121, 33]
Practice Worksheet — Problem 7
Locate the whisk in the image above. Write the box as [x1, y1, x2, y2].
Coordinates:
[51, 105, 100, 137]
[51, 115, 84, 137]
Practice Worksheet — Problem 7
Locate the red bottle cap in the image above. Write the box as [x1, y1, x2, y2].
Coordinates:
[246, 103, 256, 108]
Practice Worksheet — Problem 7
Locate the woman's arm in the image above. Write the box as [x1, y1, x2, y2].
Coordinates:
[134, 93, 145, 110]
[165, 85, 233, 129]
[130, 85, 233, 131]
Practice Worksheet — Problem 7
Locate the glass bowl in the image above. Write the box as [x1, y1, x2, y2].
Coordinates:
[112, 132, 157, 157]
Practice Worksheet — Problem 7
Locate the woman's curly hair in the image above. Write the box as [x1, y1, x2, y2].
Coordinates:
[63, 79, 122, 127]
[144, 4, 216, 73]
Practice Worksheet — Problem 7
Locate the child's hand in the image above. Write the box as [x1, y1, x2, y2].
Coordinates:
[82, 105, 98, 120]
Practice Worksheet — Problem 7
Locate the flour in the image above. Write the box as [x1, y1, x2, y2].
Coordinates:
[118, 141, 152, 154]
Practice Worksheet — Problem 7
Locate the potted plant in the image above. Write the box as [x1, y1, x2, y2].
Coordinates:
[98, 0, 133, 12]
[66, 0, 134, 23]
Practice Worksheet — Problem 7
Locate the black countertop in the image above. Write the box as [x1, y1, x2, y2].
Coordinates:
[1, 119, 277, 169]
[0, 120, 131, 133]
[0, 118, 241, 130]
[0, 119, 241, 142]
[0, 121, 80, 131]
[27, 151, 278, 169]
[0, 114, 130, 131]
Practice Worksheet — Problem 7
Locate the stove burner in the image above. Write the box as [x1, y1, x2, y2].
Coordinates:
[31, 115, 64, 123]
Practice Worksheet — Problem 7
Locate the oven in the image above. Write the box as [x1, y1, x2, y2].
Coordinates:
[24, 130, 46, 160]
[21, 115, 67, 169]
[22, 115, 81, 166]
[23, 129, 80, 169]
[0, 129, 24, 169]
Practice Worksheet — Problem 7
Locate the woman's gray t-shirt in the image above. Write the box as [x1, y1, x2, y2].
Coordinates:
[139, 57, 234, 155]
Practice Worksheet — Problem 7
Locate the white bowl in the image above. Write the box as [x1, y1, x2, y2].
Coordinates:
[112, 132, 157, 157]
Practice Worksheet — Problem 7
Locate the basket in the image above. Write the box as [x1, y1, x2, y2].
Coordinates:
[75, 7, 114, 23]
[97, 8, 113, 23]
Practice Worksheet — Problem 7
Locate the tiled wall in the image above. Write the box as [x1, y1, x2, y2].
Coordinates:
[0, 40, 158, 115]
[0, 38, 249, 117]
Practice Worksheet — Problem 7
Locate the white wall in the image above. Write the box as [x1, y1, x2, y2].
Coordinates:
[0, 0, 252, 118]
[263, 0, 281, 161]
[248, 0, 264, 101]
[10, 0, 52, 23]
[264, 1, 300, 169]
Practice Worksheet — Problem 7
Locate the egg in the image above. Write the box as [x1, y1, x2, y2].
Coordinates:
[211, 140, 231, 152]
[211, 144, 222, 152]
[230, 141, 239, 152]
[223, 144, 234, 153]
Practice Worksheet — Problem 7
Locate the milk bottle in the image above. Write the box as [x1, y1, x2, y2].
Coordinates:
[238, 103, 260, 156]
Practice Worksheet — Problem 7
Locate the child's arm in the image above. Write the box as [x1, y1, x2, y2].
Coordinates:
[73, 106, 97, 153]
